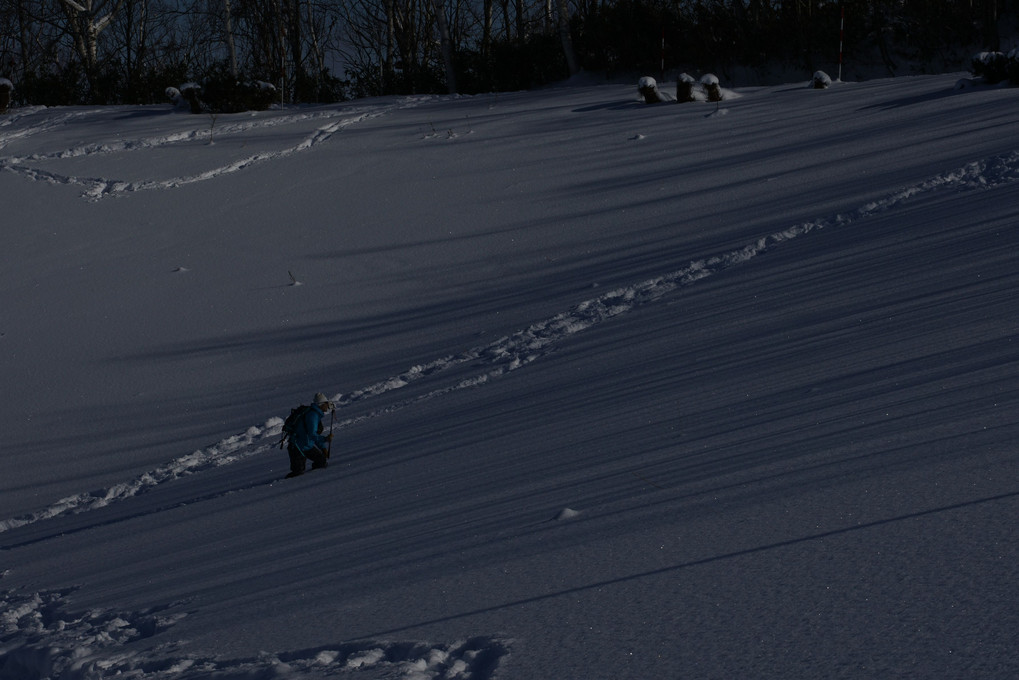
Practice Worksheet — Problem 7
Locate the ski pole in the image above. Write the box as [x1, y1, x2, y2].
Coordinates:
[838, 6, 845, 82]
[327, 406, 334, 459]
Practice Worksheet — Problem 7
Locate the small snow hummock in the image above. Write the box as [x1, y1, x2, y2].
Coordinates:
[812, 71, 832, 89]
[556, 508, 581, 521]
[0, 77, 13, 90]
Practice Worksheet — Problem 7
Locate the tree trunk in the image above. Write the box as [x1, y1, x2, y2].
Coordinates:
[385, 0, 396, 90]
[17, 0, 32, 85]
[556, 0, 579, 76]
[287, 0, 303, 100]
[305, 0, 327, 97]
[482, 0, 493, 61]
[430, 0, 457, 93]
[515, 0, 524, 44]
[501, 0, 511, 41]
[223, 0, 239, 80]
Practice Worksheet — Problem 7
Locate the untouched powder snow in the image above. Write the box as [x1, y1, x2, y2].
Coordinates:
[1, 74, 1017, 678]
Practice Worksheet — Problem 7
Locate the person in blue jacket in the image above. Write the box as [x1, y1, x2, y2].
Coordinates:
[286, 393, 333, 478]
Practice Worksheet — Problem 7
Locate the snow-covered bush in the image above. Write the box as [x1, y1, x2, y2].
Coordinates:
[970, 51, 1019, 85]
[179, 82, 203, 113]
[172, 75, 277, 114]
[811, 71, 832, 89]
[0, 77, 12, 114]
[165, 86, 184, 108]
[971, 51, 1009, 84]
[701, 74, 722, 102]
[202, 74, 278, 113]
[638, 76, 662, 104]
[676, 73, 696, 103]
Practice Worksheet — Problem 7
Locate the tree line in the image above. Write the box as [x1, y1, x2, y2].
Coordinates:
[0, 0, 1011, 107]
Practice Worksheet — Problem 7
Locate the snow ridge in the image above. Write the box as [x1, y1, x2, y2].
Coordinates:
[1, 149, 1016, 537]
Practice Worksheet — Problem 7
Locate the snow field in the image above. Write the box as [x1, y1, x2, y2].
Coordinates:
[2, 73, 1018, 678]
[4, 137, 1016, 538]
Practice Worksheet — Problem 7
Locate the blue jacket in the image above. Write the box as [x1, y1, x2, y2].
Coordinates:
[291, 404, 328, 453]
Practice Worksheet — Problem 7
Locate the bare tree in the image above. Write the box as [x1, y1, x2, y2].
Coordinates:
[391, 0, 435, 92]
[57, 0, 126, 96]
[0, 0, 35, 81]
[110, 0, 161, 101]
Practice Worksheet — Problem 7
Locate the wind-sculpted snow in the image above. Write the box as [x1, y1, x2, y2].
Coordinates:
[0, 585, 509, 679]
[2, 148, 1016, 537]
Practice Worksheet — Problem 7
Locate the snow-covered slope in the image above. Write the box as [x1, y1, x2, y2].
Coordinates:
[1, 74, 1017, 679]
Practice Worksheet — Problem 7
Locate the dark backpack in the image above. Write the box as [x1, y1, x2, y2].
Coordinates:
[279, 404, 310, 448]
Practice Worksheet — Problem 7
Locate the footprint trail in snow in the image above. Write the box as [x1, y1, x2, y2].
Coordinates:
[0, 582, 509, 680]
[0, 99, 422, 200]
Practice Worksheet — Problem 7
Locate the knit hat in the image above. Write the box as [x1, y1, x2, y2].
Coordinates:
[314, 392, 329, 406]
